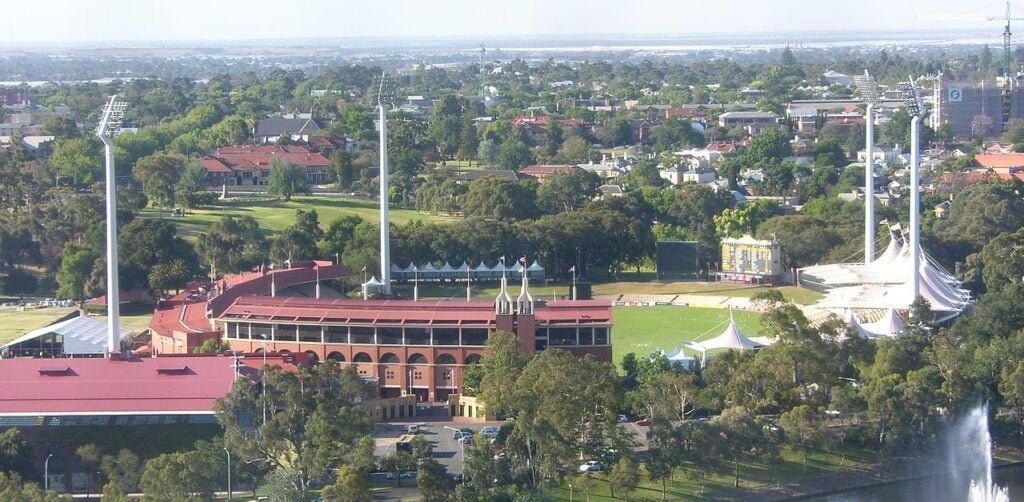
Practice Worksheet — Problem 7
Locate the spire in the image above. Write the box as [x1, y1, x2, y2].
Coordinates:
[495, 274, 513, 315]
[517, 269, 534, 315]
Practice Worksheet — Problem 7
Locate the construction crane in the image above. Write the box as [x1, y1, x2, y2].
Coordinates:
[921, 2, 1023, 80]
[922, 2, 1024, 126]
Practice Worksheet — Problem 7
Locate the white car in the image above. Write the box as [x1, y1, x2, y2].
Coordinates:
[480, 426, 500, 438]
[578, 460, 603, 473]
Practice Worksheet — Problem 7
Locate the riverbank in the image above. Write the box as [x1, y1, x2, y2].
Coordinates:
[736, 445, 1024, 501]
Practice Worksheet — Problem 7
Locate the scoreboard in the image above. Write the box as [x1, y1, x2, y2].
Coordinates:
[720, 235, 782, 278]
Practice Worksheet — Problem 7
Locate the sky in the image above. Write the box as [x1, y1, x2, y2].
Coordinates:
[0, 0, 1010, 45]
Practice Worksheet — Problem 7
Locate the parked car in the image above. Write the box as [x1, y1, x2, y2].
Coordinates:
[452, 427, 474, 439]
[458, 433, 474, 445]
[635, 418, 651, 426]
[407, 424, 420, 434]
[618, 414, 630, 423]
[480, 426, 500, 438]
[578, 460, 603, 473]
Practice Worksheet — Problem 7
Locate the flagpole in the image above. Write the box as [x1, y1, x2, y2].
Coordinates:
[466, 266, 471, 302]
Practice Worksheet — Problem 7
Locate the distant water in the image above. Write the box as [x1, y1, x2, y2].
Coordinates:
[812, 465, 1024, 502]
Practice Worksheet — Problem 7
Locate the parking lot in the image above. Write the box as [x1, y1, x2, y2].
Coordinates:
[372, 420, 505, 476]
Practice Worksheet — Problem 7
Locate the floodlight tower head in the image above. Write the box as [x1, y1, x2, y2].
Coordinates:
[854, 71, 881, 105]
[897, 77, 928, 118]
[375, 72, 395, 110]
[96, 95, 128, 144]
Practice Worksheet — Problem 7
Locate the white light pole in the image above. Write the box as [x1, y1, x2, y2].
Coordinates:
[855, 72, 881, 263]
[260, 333, 268, 424]
[377, 72, 394, 296]
[223, 447, 232, 501]
[96, 96, 127, 357]
[44, 453, 53, 492]
[898, 77, 928, 301]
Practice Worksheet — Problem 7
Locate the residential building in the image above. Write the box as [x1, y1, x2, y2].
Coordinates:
[519, 164, 577, 183]
[200, 145, 331, 187]
[718, 111, 783, 136]
[974, 153, 1024, 173]
[255, 117, 323, 144]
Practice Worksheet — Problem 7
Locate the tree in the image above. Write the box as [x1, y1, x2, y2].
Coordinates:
[214, 362, 374, 497]
[318, 214, 362, 260]
[1000, 360, 1024, 439]
[321, 465, 373, 502]
[714, 406, 767, 488]
[978, 227, 1024, 293]
[175, 161, 212, 212]
[331, 150, 355, 190]
[461, 177, 538, 220]
[713, 199, 782, 237]
[536, 169, 600, 213]
[558, 136, 594, 164]
[0, 472, 59, 501]
[133, 153, 185, 207]
[267, 157, 311, 201]
[756, 215, 839, 270]
[479, 331, 530, 417]
[0, 429, 34, 480]
[102, 480, 129, 502]
[417, 459, 454, 501]
[457, 117, 480, 163]
[196, 215, 268, 279]
[497, 140, 534, 171]
[269, 209, 323, 264]
[119, 219, 199, 291]
[779, 404, 828, 471]
[56, 245, 99, 300]
[608, 456, 640, 501]
[140, 451, 216, 501]
[50, 137, 103, 185]
[745, 128, 792, 163]
[477, 138, 500, 165]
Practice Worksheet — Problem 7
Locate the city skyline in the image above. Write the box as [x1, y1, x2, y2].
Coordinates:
[0, 0, 1011, 45]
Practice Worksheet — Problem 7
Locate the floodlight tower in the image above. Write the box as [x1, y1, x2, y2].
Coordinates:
[897, 78, 928, 301]
[375, 72, 395, 296]
[854, 71, 881, 263]
[96, 96, 128, 356]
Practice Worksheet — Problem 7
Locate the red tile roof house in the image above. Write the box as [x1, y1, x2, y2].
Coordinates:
[519, 164, 577, 183]
[974, 153, 1024, 174]
[201, 145, 331, 187]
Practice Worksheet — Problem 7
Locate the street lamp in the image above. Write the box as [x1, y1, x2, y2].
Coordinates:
[44, 453, 53, 492]
[224, 447, 232, 501]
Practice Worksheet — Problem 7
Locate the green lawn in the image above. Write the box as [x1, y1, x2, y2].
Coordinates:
[547, 444, 879, 500]
[612, 306, 763, 364]
[0, 307, 77, 345]
[150, 195, 451, 240]
[97, 312, 154, 335]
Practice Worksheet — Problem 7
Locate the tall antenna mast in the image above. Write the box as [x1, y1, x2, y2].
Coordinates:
[96, 95, 128, 356]
[480, 42, 487, 97]
[375, 72, 395, 296]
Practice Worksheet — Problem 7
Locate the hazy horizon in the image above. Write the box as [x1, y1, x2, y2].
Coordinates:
[0, 0, 1011, 46]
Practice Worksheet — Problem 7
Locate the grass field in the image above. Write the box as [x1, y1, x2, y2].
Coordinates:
[0, 307, 77, 345]
[547, 444, 879, 500]
[612, 306, 763, 364]
[149, 195, 450, 239]
[97, 312, 154, 335]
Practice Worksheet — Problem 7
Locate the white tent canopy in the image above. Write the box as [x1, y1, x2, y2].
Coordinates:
[861, 308, 905, 338]
[684, 313, 766, 366]
[1, 315, 130, 356]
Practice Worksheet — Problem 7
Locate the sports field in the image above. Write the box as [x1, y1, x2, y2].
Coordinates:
[611, 305, 763, 364]
[0, 307, 77, 345]
[149, 195, 449, 239]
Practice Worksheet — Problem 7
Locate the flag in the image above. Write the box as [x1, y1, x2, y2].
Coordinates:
[499, 255, 505, 263]
[361, 265, 367, 272]
[519, 256, 527, 265]
[568, 266, 576, 273]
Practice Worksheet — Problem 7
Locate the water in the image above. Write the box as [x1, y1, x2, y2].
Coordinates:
[815, 405, 1012, 502]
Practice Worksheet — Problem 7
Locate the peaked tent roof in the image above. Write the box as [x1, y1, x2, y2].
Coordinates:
[861, 308, 904, 338]
[685, 316, 764, 353]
